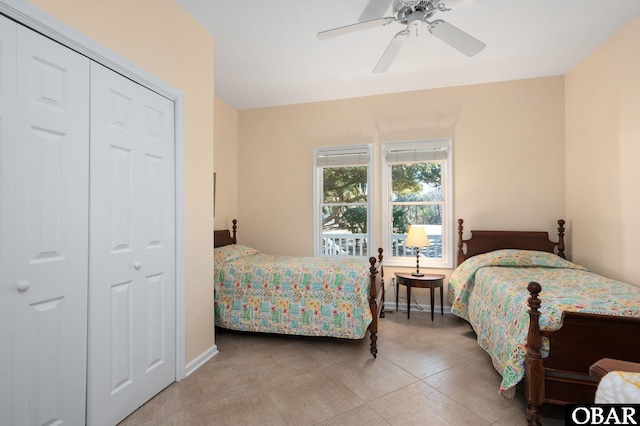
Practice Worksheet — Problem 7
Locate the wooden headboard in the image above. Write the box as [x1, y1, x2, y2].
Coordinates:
[457, 218, 566, 266]
[214, 219, 237, 248]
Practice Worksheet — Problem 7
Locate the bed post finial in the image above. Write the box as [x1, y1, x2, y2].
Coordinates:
[369, 256, 377, 277]
[457, 219, 465, 266]
[526, 281, 542, 356]
[232, 219, 238, 244]
[376, 248, 384, 283]
[557, 219, 566, 259]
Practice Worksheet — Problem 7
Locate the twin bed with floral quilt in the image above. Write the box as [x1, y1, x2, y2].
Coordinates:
[213, 220, 385, 357]
[450, 219, 640, 426]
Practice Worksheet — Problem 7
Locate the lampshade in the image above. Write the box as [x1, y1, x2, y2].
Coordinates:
[406, 225, 431, 248]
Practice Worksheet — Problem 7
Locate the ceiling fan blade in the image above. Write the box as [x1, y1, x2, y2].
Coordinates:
[437, 0, 482, 9]
[428, 19, 486, 57]
[317, 17, 395, 40]
[373, 30, 409, 73]
[359, 0, 393, 22]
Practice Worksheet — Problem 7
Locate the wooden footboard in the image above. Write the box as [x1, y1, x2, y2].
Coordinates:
[368, 248, 385, 358]
[525, 282, 640, 426]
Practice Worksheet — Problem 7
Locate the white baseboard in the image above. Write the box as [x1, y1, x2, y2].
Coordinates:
[184, 344, 218, 378]
[385, 277, 452, 315]
[384, 301, 452, 315]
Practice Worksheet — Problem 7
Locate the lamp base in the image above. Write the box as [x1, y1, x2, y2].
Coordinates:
[413, 253, 424, 277]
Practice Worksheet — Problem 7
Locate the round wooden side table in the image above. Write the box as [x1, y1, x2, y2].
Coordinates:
[395, 272, 445, 320]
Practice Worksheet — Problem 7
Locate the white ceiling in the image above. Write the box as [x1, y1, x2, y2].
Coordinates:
[177, 0, 640, 110]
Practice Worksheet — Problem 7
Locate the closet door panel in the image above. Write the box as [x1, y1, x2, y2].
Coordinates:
[89, 62, 175, 426]
[138, 84, 175, 403]
[13, 25, 90, 426]
[0, 15, 17, 426]
[88, 64, 139, 424]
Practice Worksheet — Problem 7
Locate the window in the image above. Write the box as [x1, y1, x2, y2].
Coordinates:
[313, 145, 373, 257]
[382, 140, 453, 268]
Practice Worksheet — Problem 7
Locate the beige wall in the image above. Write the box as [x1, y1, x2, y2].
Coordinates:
[565, 14, 640, 286]
[28, 0, 216, 362]
[214, 97, 239, 230]
[237, 77, 566, 303]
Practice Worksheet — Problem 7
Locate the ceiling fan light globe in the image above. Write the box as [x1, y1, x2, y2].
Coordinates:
[407, 13, 424, 29]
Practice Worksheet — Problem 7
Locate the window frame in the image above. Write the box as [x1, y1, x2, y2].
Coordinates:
[313, 144, 374, 258]
[381, 139, 454, 269]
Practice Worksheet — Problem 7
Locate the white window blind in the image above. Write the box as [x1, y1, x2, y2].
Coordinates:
[385, 147, 448, 163]
[384, 139, 450, 164]
[316, 148, 371, 167]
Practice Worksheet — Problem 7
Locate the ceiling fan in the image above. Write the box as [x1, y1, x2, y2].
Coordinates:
[317, 0, 486, 73]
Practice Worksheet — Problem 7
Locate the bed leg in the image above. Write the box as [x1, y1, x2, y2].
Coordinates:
[526, 282, 544, 426]
[527, 403, 542, 426]
[368, 248, 383, 358]
[370, 330, 378, 358]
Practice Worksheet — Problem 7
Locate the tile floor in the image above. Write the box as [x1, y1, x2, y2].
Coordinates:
[118, 310, 565, 425]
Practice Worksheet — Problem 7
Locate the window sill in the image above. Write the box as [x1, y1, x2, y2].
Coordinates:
[385, 257, 453, 269]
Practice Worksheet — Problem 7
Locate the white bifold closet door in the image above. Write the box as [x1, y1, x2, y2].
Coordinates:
[0, 17, 91, 426]
[0, 16, 17, 424]
[87, 62, 176, 426]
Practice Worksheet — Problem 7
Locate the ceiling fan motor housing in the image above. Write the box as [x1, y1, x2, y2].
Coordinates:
[395, 0, 437, 24]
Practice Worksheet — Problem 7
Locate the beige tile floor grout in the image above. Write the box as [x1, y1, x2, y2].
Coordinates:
[119, 311, 565, 425]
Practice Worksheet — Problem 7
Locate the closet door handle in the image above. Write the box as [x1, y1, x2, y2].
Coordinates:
[134, 261, 142, 270]
[16, 281, 30, 292]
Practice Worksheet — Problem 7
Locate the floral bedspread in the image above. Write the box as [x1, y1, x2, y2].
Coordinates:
[214, 245, 373, 339]
[448, 249, 640, 396]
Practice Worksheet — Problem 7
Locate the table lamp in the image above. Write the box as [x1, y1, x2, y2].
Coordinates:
[406, 225, 431, 277]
